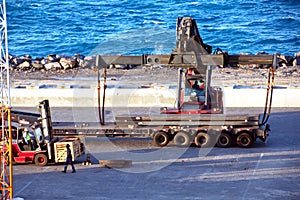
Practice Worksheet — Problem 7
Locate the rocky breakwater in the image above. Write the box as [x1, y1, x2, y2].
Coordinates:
[279, 52, 300, 68]
[10, 52, 300, 71]
[8, 52, 300, 87]
[211, 52, 300, 86]
[9, 54, 86, 73]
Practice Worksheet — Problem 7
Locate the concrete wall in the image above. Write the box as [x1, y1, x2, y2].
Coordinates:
[223, 88, 300, 107]
[10, 86, 300, 108]
[10, 87, 178, 107]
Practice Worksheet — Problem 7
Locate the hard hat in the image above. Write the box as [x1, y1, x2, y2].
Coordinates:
[24, 128, 28, 132]
[66, 144, 70, 147]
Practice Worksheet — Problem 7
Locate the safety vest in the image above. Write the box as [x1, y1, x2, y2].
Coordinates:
[25, 133, 31, 141]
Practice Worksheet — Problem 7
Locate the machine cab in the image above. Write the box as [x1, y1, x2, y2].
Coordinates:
[12, 124, 46, 152]
[161, 68, 223, 114]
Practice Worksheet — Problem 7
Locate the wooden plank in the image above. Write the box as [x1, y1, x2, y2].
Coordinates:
[99, 160, 132, 168]
[54, 139, 82, 163]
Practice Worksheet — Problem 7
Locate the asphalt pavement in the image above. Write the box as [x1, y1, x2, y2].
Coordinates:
[10, 108, 300, 200]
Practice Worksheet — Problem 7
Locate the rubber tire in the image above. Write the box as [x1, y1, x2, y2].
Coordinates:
[237, 132, 254, 148]
[217, 132, 232, 148]
[34, 154, 48, 166]
[194, 132, 211, 147]
[153, 131, 170, 147]
[174, 131, 191, 147]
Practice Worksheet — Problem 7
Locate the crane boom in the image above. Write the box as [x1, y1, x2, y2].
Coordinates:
[0, 0, 13, 199]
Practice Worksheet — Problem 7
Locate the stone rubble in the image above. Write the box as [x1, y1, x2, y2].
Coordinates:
[9, 53, 87, 72]
[8, 52, 300, 72]
[8, 52, 300, 86]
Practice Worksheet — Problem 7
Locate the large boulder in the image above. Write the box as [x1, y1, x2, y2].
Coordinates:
[18, 61, 31, 70]
[9, 55, 18, 70]
[60, 56, 76, 70]
[74, 54, 85, 68]
[83, 56, 95, 68]
[20, 55, 32, 60]
[293, 52, 300, 66]
[11, 57, 25, 66]
[44, 62, 62, 70]
[31, 60, 44, 70]
[278, 54, 294, 67]
[46, 54, 60, 63]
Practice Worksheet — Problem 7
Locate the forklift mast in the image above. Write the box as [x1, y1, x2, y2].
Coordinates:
[38, 100, 53, 143]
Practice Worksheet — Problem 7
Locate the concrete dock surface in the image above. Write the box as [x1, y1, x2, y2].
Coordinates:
[10, 107, 300, 200]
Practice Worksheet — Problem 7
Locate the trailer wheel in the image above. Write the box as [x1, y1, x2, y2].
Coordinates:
[194, 132, 210, 147]
[174, 131, 191, 147]
[237, 132, 254, 148]
[217, 132, 232, 148]
[153, 131, 170, 147]
[34, 154, 48, 166]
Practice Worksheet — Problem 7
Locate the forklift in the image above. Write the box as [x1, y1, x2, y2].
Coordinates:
[3, 100, 85, 166]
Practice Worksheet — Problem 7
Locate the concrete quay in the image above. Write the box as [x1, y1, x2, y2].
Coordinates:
[12, 108, 300, 200]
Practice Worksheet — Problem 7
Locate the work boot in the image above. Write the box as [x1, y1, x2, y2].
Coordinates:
[71, 165, 76, 173]
[62, 166, 67, 173]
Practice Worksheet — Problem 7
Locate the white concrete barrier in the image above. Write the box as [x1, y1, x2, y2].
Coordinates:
[9, 86, 300, 107]
[223, 87, 300, 107]
[10, 87, 178, 107]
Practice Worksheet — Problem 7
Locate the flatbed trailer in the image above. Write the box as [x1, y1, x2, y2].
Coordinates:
[8, 17, 275, 150]
[66, 16, 274, 148]
[51, 113, 268, 148]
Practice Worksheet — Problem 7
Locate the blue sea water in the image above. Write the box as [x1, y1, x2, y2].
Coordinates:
[6, 0, 300, 58]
